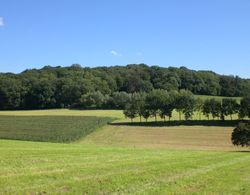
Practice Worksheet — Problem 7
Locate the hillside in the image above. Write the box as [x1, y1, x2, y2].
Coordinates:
[0, 64, 249, 110]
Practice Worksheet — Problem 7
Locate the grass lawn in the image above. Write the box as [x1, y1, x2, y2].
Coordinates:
[0, 140, 249, 194]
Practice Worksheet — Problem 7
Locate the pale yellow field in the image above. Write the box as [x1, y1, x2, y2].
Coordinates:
[0, 109, 240, 122]
[80, 125, 244, 151]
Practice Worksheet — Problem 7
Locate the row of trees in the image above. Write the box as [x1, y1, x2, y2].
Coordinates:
[123, 90, 250, 122]
[1, 64, 250, 110]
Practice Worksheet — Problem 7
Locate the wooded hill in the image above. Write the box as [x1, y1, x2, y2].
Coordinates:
[0, 64, 249, 110]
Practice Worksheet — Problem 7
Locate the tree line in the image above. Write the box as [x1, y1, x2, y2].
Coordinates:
[122, 90, 250, 122]
[0, 64, 250, 110]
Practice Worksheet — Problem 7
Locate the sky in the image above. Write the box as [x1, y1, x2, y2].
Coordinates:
[0, 0, 250, 78]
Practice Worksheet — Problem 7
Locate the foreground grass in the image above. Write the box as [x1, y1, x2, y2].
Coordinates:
[0, 116, 113, 143]
[0, 140, 249, 194]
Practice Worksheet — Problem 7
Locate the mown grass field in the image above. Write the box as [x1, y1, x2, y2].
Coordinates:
[0, 140, 249, 194]
[0, 116, 113, 142]
[0, 109, 249, 194]
[81, 125, 243, 151]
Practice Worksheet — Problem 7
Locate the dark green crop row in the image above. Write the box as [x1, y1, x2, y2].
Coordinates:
[0, 116, 114, 143]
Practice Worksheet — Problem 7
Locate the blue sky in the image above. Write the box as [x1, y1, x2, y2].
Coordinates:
[0, 0, 250, 77]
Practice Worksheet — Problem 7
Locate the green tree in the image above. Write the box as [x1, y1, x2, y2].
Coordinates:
[145, 90, 166, 122]
[175, 90, 194, 120]
[195, 98, 204, 120]
[25, 79, 56, 109]
[0, 77, 24, 110]
[123, 103, 137, 122]
[159, 91, 175, 121]
[80, 91, 108, 108]
[239, 97, 250, 119]
[202, 99, 222, 120]
[222, 99, 239, 120]
[210, 99, 222, 120]
[202, 99, 212, 120]
[232, 122, 250, 147]
[109, 92, 132, 109]
[130, 92, 146, 122]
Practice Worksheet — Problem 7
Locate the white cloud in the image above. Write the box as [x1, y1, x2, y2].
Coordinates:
[110, 50, 118, 56]
[110, 50, 122, 56]
[0, 17, 4, 26]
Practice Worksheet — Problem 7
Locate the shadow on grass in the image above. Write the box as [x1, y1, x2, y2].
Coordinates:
[233, 150, 250, 153]
[109, 120, 249, 127]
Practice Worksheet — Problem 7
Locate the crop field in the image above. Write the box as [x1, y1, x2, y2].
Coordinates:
[0, 109, 249, 194]
[0, 116, 113, 143]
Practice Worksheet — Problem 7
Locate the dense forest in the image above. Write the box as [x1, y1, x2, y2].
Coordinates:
[0, 64, 250, 110]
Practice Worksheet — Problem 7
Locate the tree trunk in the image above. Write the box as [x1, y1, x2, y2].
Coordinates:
[140, 116, 142, 123]
[199, 112, 201, 120]
[155, 115, 157, 122]
[230, 115, 232, 120]
[164, 116, 166, 122]
[179, 112, 181, 121]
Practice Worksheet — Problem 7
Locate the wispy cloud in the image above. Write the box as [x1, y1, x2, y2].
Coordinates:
[136, 52, 143, 56]
[0, 17, 4, 26]
[110, 50, 121, 56]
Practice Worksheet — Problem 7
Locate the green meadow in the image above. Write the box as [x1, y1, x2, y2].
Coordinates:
[0, 140, 249, 194]
[0, 109, 249, 194]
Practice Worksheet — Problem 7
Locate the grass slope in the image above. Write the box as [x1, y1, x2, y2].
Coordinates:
[0, 140, 249, 194]
[0, 116, 113, 143]
[81, 124, 248, 151]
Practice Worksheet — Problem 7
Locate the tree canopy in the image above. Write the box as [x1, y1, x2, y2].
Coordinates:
[0, 64, 250, 110]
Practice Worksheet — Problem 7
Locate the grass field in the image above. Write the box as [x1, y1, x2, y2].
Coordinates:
[0, 140, 249, 194]
[0, 109, 249, 194]
[0, 116, 113, 142]
[0, 108, 242, 122]
[81, 125, 244, 151]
